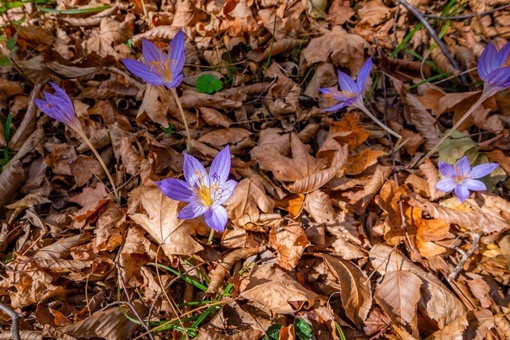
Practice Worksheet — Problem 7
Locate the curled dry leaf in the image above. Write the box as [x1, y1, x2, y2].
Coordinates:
[248, 38, 306, 62]
[224, 178, 275, 228]
[206, 246, 265, 294]
[374, 270, 422, 324]
[314, 253, 372, 327]
[370, 244, 465, 328]
[120, 137, 142, 176]
[304, 190, 337, 224]
[240, 265, 318, 314]
[269, 223, 310, 271]
[198, 107, 231, 127]
[407, 194, 510, 235]
[129, 186, 203, 256]
[34, 234, 92, 261]
[136, 85, 170, 127]
[418, 158, 446, 200]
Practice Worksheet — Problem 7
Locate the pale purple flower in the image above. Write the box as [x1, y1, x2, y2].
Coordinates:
[157, 146, 237, 232]
[121, 30, 185, 89]
[436, 156, 499, 202]
[319, 57, 372, 111]
[34, 82, 83, 134]
[478, 41, 510, 97]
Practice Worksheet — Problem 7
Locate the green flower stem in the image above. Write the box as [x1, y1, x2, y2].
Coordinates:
[358, 104, 403, 148]
[418, 93, 488, 166]
[170, 87, 192, 152]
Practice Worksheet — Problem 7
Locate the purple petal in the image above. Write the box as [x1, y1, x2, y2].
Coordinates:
[183, 153, 209, 188]
[478, 43, 499, 80]
[169, 30, 185, 76]
[121, 59, 165, 86]
[436, 178, 456, 192]
[49, 82, 73, 107]
[157, 178, 195, 202]
[437, 161, 456, 178]
[141, 39, 162, 64]
[462, 178, 487, 192]
[204, 205, 228, 232]
[209, 146, 231, 184]
[495, 42, 510, 69]
[164, 73, 184, 89]
[322, 102, 347, 112]
[484, 67, 510, 89]
[470, 162, 499, 178]
[454, 184, 470, 202]
[455, 156, 471, 177]
[216, 179, 237, 205]
[356, 57, 372, 94]
[337, 70, 360, 95]
[178, 202, 208, 219]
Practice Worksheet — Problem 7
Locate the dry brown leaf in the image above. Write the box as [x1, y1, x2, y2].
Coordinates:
[304, 190, 337, 224]
[406, 207, 453, 258]
[119, 137, 142, 176]
[349, 165, 391, 215]
[343, 148, 386, 176]
[427, 312, 468, 339]
[129, 186, 203, 256]
[418, 158, 446, 200]
[370, 244, 465, 328]
[248, 38, 305, 62]
[198, 107, 232, 127]
[197, 128, 252, 147]
[82, 16, 134, 59]
[95, 202, 126, 252]
[0, 160, 27, 209]
[328, 113, 370, 148]
[240, 265, 318, 314]
[404, 93, 440, 151]
[60, 300, 147, 340]
[34, 234, 92, 261]
[315, 253, 372, 326]
[407, 194, 510, 235]
[224, 178, 275, 228]
[302, 26, 370, 74]
[328, 0, 355, 26]
[269, 223, 310, 271]
[136, 85, 170, 127]
[8, 84, 41, 152]
[375, 270, 422, 324]
[206, 246, 265, 294]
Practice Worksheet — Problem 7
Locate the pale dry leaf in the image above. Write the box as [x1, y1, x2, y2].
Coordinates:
[206, 246, 265, 294]
[129, 186, 203, 256]
[375, 270, 422, 324]
[407, 194, 510, 235]
[60, 300, 147, 340]
[120, 137, 142, 176]
[419, 158, 445, 200]
[248, 39, 305, 62]
[369, 244, 465, 328]
[269, 223, 310, 271]
[137, 85, 170, 127]
[315, 253, 372, 326]
[426, 312, 468, 339]
[240, 265, 318, 314]
[224, 178, 275, 227]
[132, 26, 180, 44]
[304, 190, 337, 224]
[34, 234, 92, 261]
[179, 91, 242, 110]
[404, 93, 440, 151]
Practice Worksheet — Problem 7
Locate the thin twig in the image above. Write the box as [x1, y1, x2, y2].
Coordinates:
[0, 303, 20, 340]
[449, 231, 482, 280]
[423, 4, 510, 20]
[398, 0, 466, 83]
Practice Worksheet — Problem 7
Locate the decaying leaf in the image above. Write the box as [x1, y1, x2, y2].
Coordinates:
[129, 186, 203, 256]
[269, 223, 310, 270]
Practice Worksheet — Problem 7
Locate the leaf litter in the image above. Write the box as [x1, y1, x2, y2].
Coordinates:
[1, 0, 510, 339]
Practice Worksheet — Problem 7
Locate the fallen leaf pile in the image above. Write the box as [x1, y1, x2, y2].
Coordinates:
[1, 0, 510, 339]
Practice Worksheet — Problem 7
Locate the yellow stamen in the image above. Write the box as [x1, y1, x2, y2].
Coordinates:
[150, 59, 175, 82]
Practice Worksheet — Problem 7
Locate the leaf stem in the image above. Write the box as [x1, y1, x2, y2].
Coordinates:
[78, 131, 120, 202]
[170, 87, 192, 152]
[417, 93, 488, 166]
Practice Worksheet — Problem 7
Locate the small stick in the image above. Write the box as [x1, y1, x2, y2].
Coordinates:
[0, 302, 20, 340]
[449, 231, 482, 280]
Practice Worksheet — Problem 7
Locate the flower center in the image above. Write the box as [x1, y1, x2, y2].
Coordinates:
[339, 90, 356, 98]
[150, 59, 174, 82]
[194, 183, 220, 207]
[454, 175, 465, 184]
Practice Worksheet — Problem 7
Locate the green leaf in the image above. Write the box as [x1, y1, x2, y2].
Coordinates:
[196, 74, 223, 94]
[294, 318, 313, 340]
[36, 4, 110, 15]
[261, 324, 281, 340]
[0, 57, 12, 67]
[6, 35, 17, 51]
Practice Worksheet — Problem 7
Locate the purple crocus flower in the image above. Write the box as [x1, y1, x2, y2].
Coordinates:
[436, 156, 499, 202]
[34, 82, 84, 134]
[157, 146, 237, 232]
[478, 41, 510, 97]
[121, 30, 185, 89]
[319, 57, 372, 111]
